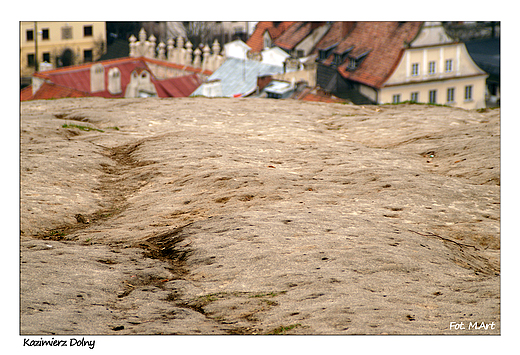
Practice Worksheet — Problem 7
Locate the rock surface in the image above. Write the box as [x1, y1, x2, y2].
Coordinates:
[20, 98, 500, 335]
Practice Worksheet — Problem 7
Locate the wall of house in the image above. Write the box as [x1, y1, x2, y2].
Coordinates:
[384, 42, 488, 109]
[380, 75, 488, 109]
[294, 23, 331, 57]
[359, 84, 378, 103]
[20, 22, 106, 77]
[273, 68, 316, 87]
[387, 43, 485, 85]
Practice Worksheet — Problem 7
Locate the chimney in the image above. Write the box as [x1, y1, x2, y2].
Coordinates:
[341, 22, 355, 38]
[90, 63, 105, 93]
[311, 22, 325, 31]
[257, 75, 273, 92]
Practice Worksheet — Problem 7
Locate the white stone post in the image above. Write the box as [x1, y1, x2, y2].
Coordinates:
[185, 41, 193, 66]
[158, 42, 166, 60]
[129, 34, 137, 57]
[202, 44, 210, 71]
[193, 47, 202, 68]
[147, 34, 156, 58]
[177, 37, 185, 64]
[167, 38, 174, 61]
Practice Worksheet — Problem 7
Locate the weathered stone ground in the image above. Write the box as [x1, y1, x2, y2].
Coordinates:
[20, 97, 500, 335]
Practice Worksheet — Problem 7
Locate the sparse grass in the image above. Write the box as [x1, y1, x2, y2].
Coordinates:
[249, 291, 287, 298]
[267, 323, 302, 335]
[48, 230, 66, 237]
[62, 123, 104, 132]
[384, 100, 451, 108]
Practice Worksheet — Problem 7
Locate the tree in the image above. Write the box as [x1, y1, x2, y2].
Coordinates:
[184, 21, 220, 49]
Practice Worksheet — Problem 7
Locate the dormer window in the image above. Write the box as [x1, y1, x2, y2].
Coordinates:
[319, 49, 328, 61]
[346, 49, 369, 71]
[90, 63, 105, 93]
[318, 44, 337, 61]
[333, 53, 342, 66]
[347, 58, 358, 70]
[108, 67, 122, 95]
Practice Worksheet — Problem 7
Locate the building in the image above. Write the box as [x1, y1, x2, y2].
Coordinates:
[20, 22, 107, 77]
[191, 57, 284, 98]
[21, 56, 207, 101]
[316, 22, 488, 109]
[273, 22, 330, 58]
[246, 22, 296, 53]
[464, 37, 500, 106]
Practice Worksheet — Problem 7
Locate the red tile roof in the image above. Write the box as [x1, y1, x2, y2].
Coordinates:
[294, 87, 349, 103]
[274, 22, 326, 51]
[322, 22, 423, 89]
[246, 21, 296, 53]
[314, 22, 356, 53]
[20, 82, 89, 101]
[154, 73, 202, 97]
[22, 56, 208, 101]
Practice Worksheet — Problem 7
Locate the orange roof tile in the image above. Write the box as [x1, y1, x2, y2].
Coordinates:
[21, 82, 89, 101]
[321, 22, 423, 89]
[274, 22, 326, 51]
[22, 56, 209, 101]
[294, 87, 349, 103]
[314, 22, 356, 53]
[246, 21, 296, 53]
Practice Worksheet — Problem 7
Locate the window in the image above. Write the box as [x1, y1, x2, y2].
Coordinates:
[411, 63, 419, 76]
[347, 58, 357, 70]
[464, 85, 473, 101]
[84, 25, 93, 37]
[61, 26, 72, 40]
[411, 92, 419, 102]
[26, 29, 34, 41]
[83, 49, 93, 62]
[42, 28, 49, 40]
[333, 53, 342, 66]
[429, 90, 437, 104]
[42, 52, 50, 63]
[429, 61, 436, 75]
[319, 50, 328, 61]
[27, 53, 35, 67]
[392, 94, 401, 104]
[447, 87, 455, 103]
[296, 50, 304, 58]
[445, 59, 453, 73]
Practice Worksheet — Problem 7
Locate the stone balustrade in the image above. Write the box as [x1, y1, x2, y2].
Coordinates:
[129, 28, 225, 72]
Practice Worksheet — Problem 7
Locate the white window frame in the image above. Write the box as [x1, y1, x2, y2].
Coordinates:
[445, 59, 453, 73]
[464, 85, 473, 101]
[411, 92, 419, 102]
[411, 63, 419, 76]
[429, 89, 437, 104]
[447, 87, 455, 103]
[429, 61, 436, 75]
[392, 94, 401, 104]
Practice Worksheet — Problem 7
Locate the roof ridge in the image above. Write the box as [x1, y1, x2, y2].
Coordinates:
[33, 57, 147, 77]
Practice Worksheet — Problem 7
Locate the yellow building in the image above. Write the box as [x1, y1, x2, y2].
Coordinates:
[381, 22, 488, 109]
[20, 21, 106, 77]
[316, 22, 489, 109]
